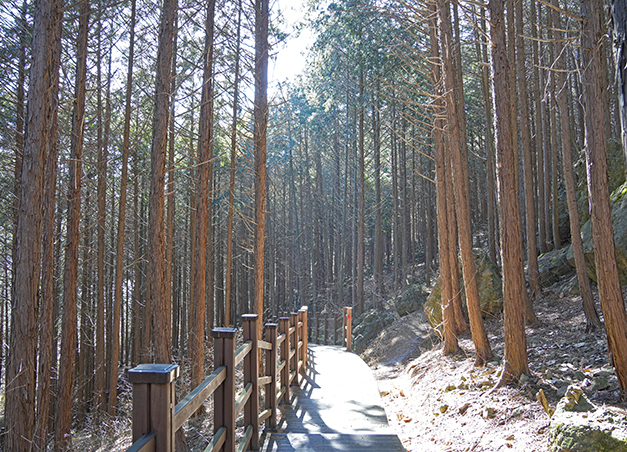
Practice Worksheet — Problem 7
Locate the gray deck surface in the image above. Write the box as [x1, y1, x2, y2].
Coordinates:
[260, 344, 406, 452]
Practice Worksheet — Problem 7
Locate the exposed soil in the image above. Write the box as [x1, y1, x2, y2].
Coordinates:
[364, 282, 626, 452]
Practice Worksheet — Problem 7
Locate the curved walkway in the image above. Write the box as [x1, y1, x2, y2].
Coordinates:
[260, 344, 406, 452]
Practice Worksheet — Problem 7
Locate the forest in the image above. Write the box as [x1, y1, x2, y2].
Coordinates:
[2, 0, 627, 450]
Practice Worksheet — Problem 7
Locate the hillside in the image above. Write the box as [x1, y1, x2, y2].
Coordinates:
[363, 281, 625, 451]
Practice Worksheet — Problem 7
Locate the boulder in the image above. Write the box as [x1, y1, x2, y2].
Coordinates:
[538, 246, 575, 286]
[549, 385, 627, 452]
[395, 284, 429, 317]
[571, 138, 625, 228]
[352, 308, 395, 354]
[424, 251, 502, 333]
[566, 181, 627, 284]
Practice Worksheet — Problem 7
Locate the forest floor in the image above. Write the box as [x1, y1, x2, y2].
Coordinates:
[365, 279, 626, 452]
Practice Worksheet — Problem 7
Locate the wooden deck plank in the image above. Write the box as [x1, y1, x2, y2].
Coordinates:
[260, 344, 406, 452]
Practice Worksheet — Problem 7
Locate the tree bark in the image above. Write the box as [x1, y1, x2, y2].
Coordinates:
[612, 0, 627, 172]
[430, 2, 459, 354]
[56, 1, 90, 447]
[581, 0, 627, 394]
[253, 0, 269, 338]
[438, 0, 492, 365]
[148, 0, 177, 363]
[109, 0, 136, 415]
[225, 0, 242, 327]
[489, 0, 529, 384]
[34, 4, 62, 446]
[515, 0, 541, 303]
[192, 0, 215, 397]
[5, 0, 61, 447]
[553, 0, 601, 331]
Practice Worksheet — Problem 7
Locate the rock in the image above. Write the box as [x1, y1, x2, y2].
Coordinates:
[439, 404, 448, 413]
[557, 384, 570, 398]
[459, 403, 471, 415]
[395, 284, 429, 317]
[424, 250, 503, 333]
[566, 180, 627, 284]
[549, 385, 627, 452]
[352, 308, 395, 354]
[538, 247, 575, 286]
[591, 376, 610, 392]
[577, 139, 625, 224]
[560, 275, 582, 297]
[511, 407, 525, 418]
[483, 407, 497, 419]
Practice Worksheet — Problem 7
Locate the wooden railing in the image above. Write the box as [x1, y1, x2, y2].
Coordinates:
[309, 306, 352, 351]
[125, 306, 308, 452]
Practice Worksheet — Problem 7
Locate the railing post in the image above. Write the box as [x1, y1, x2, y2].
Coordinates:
[299, 306, 308, 369]
[242, 314, 260, 450]
[279, 316, 290, 402]
[127, 364, 179, 452]
[344, 307, 352, 351]
[212, 327, 237, 452]
[265, 323, 278, 429]
[290, 312, 299, 385]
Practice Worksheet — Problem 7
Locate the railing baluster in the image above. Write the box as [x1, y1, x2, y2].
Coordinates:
[265, 322, 278, 429]
[279, 316, 290, 403]
[213, 327, 237, 452]
[242, 314, 260, 450]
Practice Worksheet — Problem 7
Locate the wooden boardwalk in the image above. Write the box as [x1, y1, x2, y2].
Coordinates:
[260, 344, 406, 452]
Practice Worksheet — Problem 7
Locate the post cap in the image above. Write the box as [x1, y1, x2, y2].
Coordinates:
[211, 327, 238, 338]
[265, 323, 278, 328]
[242, 314, 259, 321]
[128, 364, 179, 384]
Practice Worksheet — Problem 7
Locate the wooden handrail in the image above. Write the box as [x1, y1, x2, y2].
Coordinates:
[124, 307, 308, 452]
[173, 366, 226, 431]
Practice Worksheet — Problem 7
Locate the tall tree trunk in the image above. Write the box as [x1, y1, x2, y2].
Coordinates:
[108, 0, 136, 414]
[253, 0, 269, 337]
[490, 0, 529, 384]
[516, 0, 541, 301]
[148, 0, 177, 363]
[191, 0, 215, 398]
[430, 3, 459, 354]
[56, 1, 90, 447]
[95, 5, 106, 415]
[531, 0, 547, 254]
[357, 69, 365, 315]
[5, 0, 61, 447]
[613, 0, 627, 171]
[167, 5, 178, 350]
[225, 0, 242, 327]
[581, 0, 627, 394]
[373, 92, 383, 310]
[477, 8, 497, 265]
[438, 0, 492, 365]
[553, 0, 601, 331]
[34, 5, 62, 446]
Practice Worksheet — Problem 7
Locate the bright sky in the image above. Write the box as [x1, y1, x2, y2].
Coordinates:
[268, 0, 315, 96]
